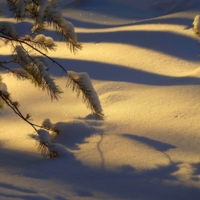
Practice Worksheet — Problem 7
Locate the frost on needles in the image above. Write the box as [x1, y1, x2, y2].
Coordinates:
[0, 0, 103, 158]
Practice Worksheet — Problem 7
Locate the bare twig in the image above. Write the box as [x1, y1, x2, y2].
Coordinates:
[0, 93, 43, 132]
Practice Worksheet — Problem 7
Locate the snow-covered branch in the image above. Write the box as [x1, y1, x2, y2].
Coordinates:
[67, 71, 103, 117]
[0, 0, 103, 158]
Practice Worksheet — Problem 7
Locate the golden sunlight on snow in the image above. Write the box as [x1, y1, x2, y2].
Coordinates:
[1, 0, 200, 199]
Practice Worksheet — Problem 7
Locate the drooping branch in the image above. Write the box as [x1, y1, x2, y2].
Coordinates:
[0, 31, 103, 115]
[0, 81, 56, 157]
[0, 92, 43, 132]
[0, 6, 103, 116]
[67, 71, 103, 117]
[6, 0, 82, 52]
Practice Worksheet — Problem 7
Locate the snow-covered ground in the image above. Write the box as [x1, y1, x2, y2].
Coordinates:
[1, 0, 200, 199]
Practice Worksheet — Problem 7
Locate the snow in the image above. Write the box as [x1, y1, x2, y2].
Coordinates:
[15, 45, 29, 65]
[0, 22, 16, 37]
[48, 142, 70, 157]
[67, 71, 103, 115]
[0, 82, 7, 91]
[37, 0, 49, 18]
[42, 118, 54, 130]
[193, 15, 200, 34]
[43, 36, 55, 47]
[1, 0, 200, 199]
[32, 34, 46, 43]
[0, 82, 8, 95]
[32, 34, 55, 48]
[59, 19, 77, 40]
[15, 0, 25, 18]
[34, 59, 48, 72]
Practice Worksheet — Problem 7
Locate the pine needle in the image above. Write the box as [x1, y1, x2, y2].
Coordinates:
[36, 141, 57, 158]
[66, 71, 103, 118]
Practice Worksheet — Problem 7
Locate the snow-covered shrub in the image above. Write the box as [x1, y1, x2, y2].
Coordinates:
[0, 0, 103, 158]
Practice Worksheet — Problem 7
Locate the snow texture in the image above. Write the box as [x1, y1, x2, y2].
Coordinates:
[0, 82, 7, 92]
[15, 45, 29, 65]
[1, 0, 200, 199]
[193, 15, 200, 33]
[59, 18, 77, 40]
[48, 142, 69, 156]
[32, 34, 55, 47]
[38, 129, 50, 143]
[34, 58, 48, 72]
[31, 24, 39, 33]
[43, 36, 55, 47]
[42, 118, 54, 129]
[32, 34, 46, 43]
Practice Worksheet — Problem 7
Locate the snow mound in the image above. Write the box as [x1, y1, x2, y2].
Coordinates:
[38, 129, 51, 143]
[48, 142, 70, 157]
[45, 119, 97, 150]
[150, 0, 200, 14]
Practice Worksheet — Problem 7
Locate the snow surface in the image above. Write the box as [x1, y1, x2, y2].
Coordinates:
[1, 0, 200, 199]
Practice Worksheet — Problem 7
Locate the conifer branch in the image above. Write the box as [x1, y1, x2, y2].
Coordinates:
[0, 88, 54, 157]
[0, 29, 103, 115]
[67, 71, 103, 117]
[0, 27, 66, 73]
[0, 0, 103, 159]
[20, 38, 67, 72]
[0, 92, 42, 132]
[0, 63, 13, 71]
[30, 0, 82, 52]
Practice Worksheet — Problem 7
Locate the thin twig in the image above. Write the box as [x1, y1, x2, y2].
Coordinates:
[0, 93, 43, 133]
[0, 33, 68, 74]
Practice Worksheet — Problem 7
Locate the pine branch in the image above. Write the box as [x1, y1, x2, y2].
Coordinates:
[0, 33, 63, 100]
[31, 0, 82, 52]
[67, 71, 103, 117]
[0, 31, 102, 116]
[0, 88, 55, 157]
[6, 0, 82, 52]
[19, 38, 67, 72]
[1, 0, 103, 158]
[0, 9, 103, 117]
[52, 20, 82, 53]
[36, 141, 56, 158]
[0, 19, 69, 74]
[0, 92, 43, 132]
[0, 63, 26, 81]
[0, 62, 13, 71]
